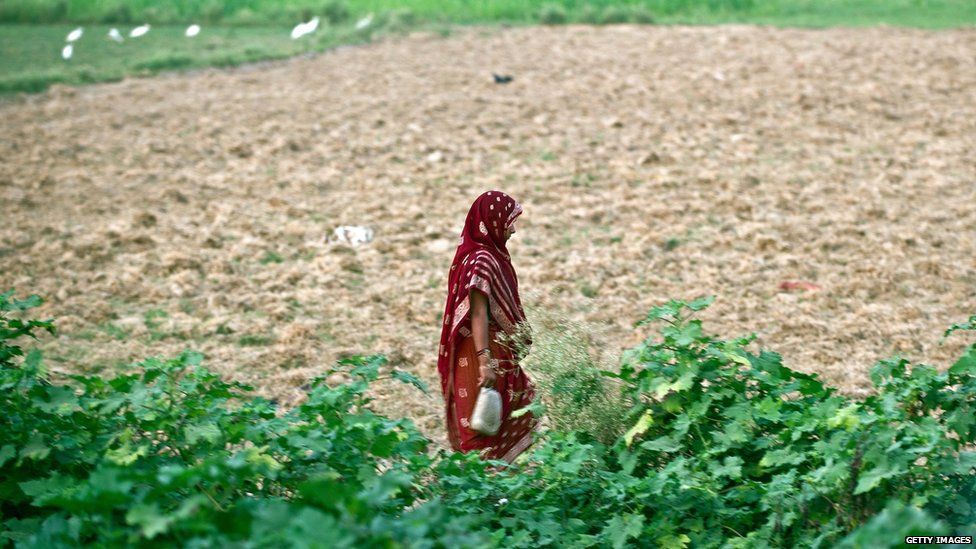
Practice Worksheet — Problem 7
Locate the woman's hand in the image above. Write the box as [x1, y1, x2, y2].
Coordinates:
[478, 354, 498, 388]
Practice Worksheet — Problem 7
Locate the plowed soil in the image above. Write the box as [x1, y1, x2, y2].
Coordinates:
[2, 25, 975, 450]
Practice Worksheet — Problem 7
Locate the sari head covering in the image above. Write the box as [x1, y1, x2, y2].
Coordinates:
[436, 190, 527, 400]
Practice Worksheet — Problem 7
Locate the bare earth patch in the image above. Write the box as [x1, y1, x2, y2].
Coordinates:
[2, 25, 975, 450]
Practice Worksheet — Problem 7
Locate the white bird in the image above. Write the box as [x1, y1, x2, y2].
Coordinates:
[66, 27, 83, 42]
[129, 24, 151, 38]
[290, 21, 308, 39]
[290, 16, 320, 40]
[61, 44, 73, 60]
[356, 14, 373, 30]
[185, 24, 201, 37]
[108, 28, 124, 43]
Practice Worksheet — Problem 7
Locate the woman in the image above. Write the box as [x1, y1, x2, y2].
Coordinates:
[436, 190, 540, 465]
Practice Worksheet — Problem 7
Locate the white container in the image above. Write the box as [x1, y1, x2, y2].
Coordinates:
[470, 387, 502, 436]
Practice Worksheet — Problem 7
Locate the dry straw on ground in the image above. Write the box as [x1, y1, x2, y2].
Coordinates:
[1, 25, 974, 451]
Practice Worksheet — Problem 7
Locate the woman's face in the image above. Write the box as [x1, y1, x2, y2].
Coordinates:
[504, 218, 518, 241]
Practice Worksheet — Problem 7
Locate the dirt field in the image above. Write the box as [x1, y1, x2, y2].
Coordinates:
[2, 25, 975, 450]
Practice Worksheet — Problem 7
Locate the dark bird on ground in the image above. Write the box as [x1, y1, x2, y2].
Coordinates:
[492, 73, 514, 84]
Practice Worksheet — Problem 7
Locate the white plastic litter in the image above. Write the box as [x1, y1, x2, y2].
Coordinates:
[61, 44, 73, 60]
[108, 28, 124, 43]
[185, 24, 201, 38]
[331, 226, 374, 246]
[355, 14, 373, 30]
[66, 27, 83, 42]
[129, 24, 151, 38]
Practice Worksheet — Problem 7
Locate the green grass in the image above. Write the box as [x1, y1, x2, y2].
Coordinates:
[0, 23, 372, 94]
[1, 0, 974, 95]
[1, 0, 973, 27]
[358, 0, 976, 27]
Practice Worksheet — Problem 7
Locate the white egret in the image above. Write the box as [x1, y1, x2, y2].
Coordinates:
[61, 44, 73, 60]
[290, 16, 320, 40]
[130, 24, 151, 38]
[356, 14, 373, 30]
[108, 28, 124, 43]
[66, 27, 83, 42]
[290, 21, 308, 39]
[185, 24, 201, 37]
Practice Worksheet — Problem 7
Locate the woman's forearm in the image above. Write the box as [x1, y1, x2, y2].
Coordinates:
[470, 290, 490, 356]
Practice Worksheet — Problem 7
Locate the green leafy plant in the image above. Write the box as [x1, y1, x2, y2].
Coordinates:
[2, 289, 973, 547]
[0, 291, 473, 546]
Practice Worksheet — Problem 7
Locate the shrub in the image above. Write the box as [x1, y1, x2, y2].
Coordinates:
[321, 0, 350, 24]
[632, 6, 656, 24]
[506, 308, 629, 445]
[537, 4, 568, 25]
[0, 0, 66, 24]
[578, 4, 601, 24]
[199, 0, 225, 24]
[2, 290, 972, 546]
[0, 291, 468, 546]
[599, 6, 631, 24]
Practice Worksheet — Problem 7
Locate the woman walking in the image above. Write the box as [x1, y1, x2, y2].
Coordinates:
[436, 190, 540, 464]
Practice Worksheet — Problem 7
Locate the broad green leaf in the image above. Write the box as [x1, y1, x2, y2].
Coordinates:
[724, 351, 751, 367]
[244, 446, 282, 472]
[19, 434, 50, 462]
[640, 435, 681, 453]
[33, 385, 77, 414]
[759, 448, 806, 468]
[653, 371, 695, 399]
[361, 470, 412, 507]
[951, 451, 976, 474]
[106, 443, 148, 466]
[125, 503, 173, 540]
[710, 456, 744, 480]
[0, 293, 42, 312]
[18, 474, 75, 503]
[0, 445, 15, 467]
[658, 533, 692, 549]
[185, 423, 222, 445]
[511, 396, 545, 418]
[827, 403, 861, 431]
[854, 462, 905, 495]
[623, 410, 653, 447]
[948, 344, 976, 376]
[687, 295, 715, 311]
[390, 369, 429, 395]
[605, 513, 644, 549]
[837, 500, 949, 547]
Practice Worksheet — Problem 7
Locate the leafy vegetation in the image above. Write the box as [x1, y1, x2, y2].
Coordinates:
[2, 289, 973, 546]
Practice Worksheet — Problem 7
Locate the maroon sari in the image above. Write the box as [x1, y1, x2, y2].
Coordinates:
[437, 191, 540, 464]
